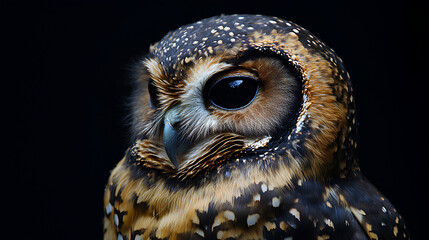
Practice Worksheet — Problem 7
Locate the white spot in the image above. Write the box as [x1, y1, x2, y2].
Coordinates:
[286, 22, 292, 27]
[291, 54, 298, 61]
[195, 229, 205, 237]
[292, 29, 300, 33]
[238, 16, 245, 19]
[324, 218, 334, 229]
[117, 234, 123, 240]
[382, 206, 387, 213]
[114, 214, 119, 226]
[269, 20, 277, 24]
[289, 208, 300, 221]
[229, 32, 234, 37]
[245, 136, 272, 149]
[295, 113, 307, 133]
[247, 27, 254, 30]
[230, 38, 236, 42]
[193, 41, 198, 44]
[224, 210, 235, 221]
[212, 218, 221, 229]
[284, 237, 293, 240]
[350, 208, 365, 222]
[253, 194, 261, 202]
[381, 222, 386, 227]
[224, 26, 230, 31]
[218, 26, 224, 30]
[105, 203, 113, 215]
[217, 230, 224, 239]
[261, 183, 268, 193]
[217, 40, 223, 44]
[247, 213, 260, 226]
[272, 197, 280, 207]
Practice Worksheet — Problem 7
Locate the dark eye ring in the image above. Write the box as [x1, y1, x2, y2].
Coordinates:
[205, 75, 259, 110]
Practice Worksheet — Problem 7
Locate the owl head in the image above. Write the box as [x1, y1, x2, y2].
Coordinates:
[128, 14, 357, 184]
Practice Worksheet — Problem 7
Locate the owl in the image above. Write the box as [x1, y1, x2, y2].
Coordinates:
[104, 15, 409, 240]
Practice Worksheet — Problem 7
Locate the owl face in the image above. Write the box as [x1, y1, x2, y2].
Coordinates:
[129, 15, 357, 182]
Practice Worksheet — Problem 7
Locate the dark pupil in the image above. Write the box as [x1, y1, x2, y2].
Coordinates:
[208, 76, 259, 110]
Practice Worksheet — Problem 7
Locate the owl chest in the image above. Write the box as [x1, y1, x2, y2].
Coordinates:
[122, 181, 366, 240]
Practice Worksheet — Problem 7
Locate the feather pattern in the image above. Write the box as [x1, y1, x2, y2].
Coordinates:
[104, 14, 409, 240]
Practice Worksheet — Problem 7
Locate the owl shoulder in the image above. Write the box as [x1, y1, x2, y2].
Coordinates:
[261, 173, 409, 239]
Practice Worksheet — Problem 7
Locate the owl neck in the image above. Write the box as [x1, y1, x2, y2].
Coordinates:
[283, 96, 359, 182]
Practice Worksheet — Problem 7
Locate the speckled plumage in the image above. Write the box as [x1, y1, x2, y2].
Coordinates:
[104, 15, 409, 240]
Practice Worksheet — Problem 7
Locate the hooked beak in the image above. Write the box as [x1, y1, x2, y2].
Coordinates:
[163, 106, 191, 167]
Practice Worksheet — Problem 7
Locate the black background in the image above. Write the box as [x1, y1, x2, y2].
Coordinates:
[3, 0, 427, 239]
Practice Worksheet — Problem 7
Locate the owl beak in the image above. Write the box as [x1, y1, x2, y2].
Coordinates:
[163, 106, 190, 168]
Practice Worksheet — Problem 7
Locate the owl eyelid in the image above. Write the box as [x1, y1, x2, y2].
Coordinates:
[204, 67, 260, 87]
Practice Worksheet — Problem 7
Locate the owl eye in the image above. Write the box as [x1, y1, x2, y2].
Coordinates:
[206, 76, 259, 110]
[148, 80, 160, 109]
